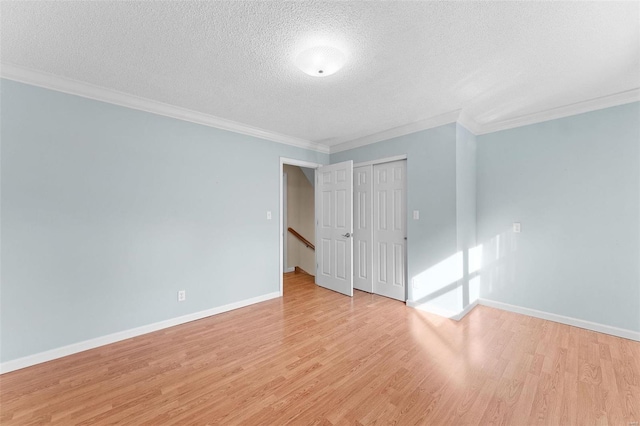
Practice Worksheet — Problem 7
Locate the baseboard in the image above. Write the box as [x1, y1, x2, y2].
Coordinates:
[478, 298, 640, 342]
[294, 266, 313, 276]
[284, 267, 295, 273]
[455, 300, 479, 321]
[406, 300, 478, 321]
[0, 291, 281, 374]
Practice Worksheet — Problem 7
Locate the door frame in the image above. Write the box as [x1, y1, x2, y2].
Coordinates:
[353, 154, 407, 168]
[279, 157, 322, 296]
[353, 154, 408, 301]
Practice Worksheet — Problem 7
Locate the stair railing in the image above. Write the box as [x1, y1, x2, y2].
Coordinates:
[287, 227, 315, 250]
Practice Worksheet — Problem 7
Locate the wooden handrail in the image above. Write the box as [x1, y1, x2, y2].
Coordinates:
[288, 227, 315, 250]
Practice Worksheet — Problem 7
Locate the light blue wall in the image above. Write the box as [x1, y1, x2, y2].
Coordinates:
[0, 79, 328, 362]
[456, 124, 478, 308]
[331, 125, 459, 305]
[477, 102, 640, 332]
[3, 78, 636, 364]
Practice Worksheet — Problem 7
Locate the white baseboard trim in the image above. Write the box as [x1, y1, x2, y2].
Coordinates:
[478, 298, 640, 342]
[406, 300, 478, 321]
[284, 267, 295, 273]
[455, 300, 479, 321]
[0, 291, 281, 374]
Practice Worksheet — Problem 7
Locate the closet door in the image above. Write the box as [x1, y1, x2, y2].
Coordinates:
[373, 160, 407, 301]
[353, 165, 373, 292]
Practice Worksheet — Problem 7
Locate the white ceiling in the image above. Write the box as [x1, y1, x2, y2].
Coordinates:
[1, 1, 639, 152]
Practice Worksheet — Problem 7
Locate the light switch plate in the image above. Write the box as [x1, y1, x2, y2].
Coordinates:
[513, 222, 521, 233]
[413, 210, 419, 220]
[266, 211, 272, 220]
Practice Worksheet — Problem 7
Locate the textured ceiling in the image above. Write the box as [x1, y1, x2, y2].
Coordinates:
[1, 1, 639, 148]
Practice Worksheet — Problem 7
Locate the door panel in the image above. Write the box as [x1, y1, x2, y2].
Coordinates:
[378, 242, 388, 283]
[315, 161, 353, 296]
[353, 165, 373, 292]
[373, 160, 406, 301]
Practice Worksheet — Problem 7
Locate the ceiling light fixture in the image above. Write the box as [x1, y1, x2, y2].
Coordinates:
[294, 46, 346, 77]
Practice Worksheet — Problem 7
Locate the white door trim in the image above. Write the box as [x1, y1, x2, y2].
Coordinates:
[353, 154, 407, 168]
[279, 157, 322, 296]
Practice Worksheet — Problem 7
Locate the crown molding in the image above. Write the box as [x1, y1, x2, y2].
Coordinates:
[330, 88, 640, 154]
[0, 63, 330, 154]
[3, 63, 637, 155]
[330, 109, 462, 154]
[456, 110, 482, 135]
[474, 88, 640, 135]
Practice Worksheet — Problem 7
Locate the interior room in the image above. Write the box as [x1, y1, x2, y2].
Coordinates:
[1, 2, 639, 425]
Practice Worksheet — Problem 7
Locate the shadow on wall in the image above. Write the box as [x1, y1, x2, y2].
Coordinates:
[410, 229, 518, 318]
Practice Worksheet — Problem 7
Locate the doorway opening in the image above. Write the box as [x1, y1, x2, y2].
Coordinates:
[284, 164, 316, 275]
[279, 156, 407, 302]
[279, 158, 321, 296]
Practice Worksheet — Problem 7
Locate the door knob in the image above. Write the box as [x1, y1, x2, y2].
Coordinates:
[342, 232, 352, 238]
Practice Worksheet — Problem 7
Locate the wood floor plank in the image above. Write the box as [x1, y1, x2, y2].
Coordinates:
[1, 271, 638, 425]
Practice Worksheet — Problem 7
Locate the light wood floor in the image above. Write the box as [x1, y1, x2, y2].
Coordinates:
[1, 272, 639, 425]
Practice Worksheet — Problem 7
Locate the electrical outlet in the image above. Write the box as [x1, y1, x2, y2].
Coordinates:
[513, 222, 521, 233]
[178, 290, 186, 302]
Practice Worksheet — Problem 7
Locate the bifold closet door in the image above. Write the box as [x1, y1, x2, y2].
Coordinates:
[372, 160, 406, 301]
[353, 165, 373, 292]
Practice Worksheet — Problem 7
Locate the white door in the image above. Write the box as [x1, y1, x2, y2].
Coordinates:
[315, 161, 354, 296]
[373, 160, 407, 301]
[353, 165, 373, 292]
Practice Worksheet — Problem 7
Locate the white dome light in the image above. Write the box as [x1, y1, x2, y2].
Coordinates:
[294, 46, 346, 77]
